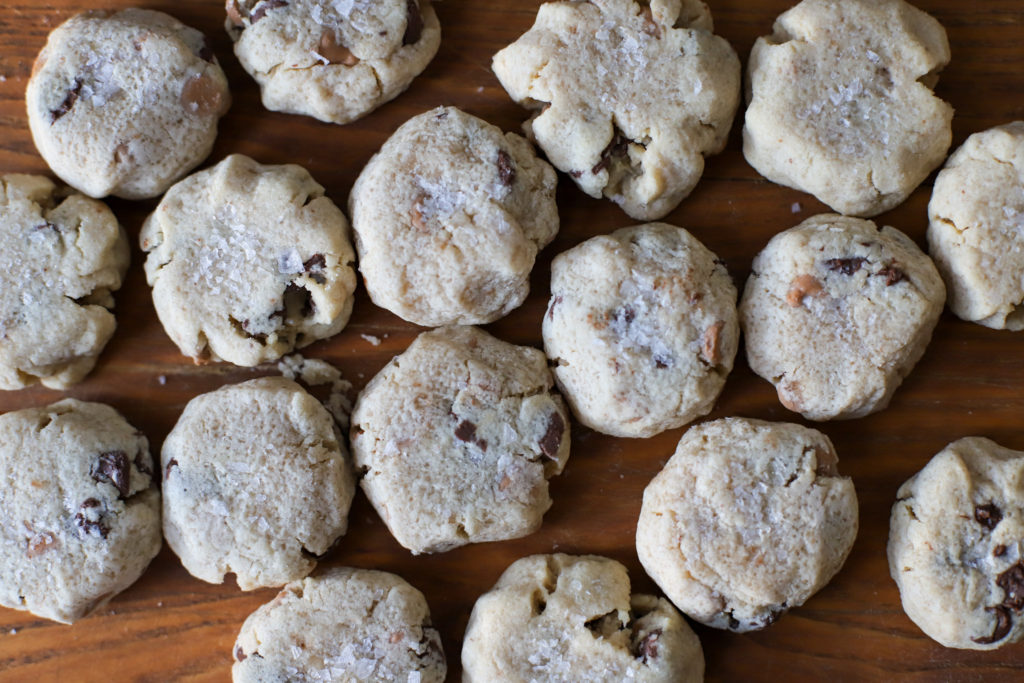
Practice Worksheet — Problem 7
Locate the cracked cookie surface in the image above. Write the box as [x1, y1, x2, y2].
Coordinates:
[740, 213, 945, 421]
[0, 399, 160, 624]
[226, 0, 440, 124]
[161, 377, 355, 590]
[636, 417, 858, 632]
[743, 0, 952, 216]
[888, 437, 1024, 650]
[492, 0, 740, 221]
[543, 223, 738, 438]
[350, 326, 570, 554]
[141, 154, 357, 367]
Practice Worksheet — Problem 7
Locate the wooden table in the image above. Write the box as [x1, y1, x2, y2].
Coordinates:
[1, 1, 1023, 680]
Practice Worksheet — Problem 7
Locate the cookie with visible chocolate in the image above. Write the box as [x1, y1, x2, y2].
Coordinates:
[888, 437, 1024, 650]
[350, 326, 570, 554]
[26, 9, 230, 199]
[0, 399, 160, 624]
[740, 213, 945, 421]
[636, 417, 858, 632]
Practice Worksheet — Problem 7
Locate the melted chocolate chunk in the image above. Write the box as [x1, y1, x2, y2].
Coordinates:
[996, 561, 1024, 610]
[234, 646, 247, 662]
[995, 545, 1007, 557]
[635, 628, 661, 663]
[825, 257, 868, 276]
[973, 605, 1013, 645]
[251, 0, 289, 24]
[539, 413, 565, 460]
[592, 132, 629, 175]
[74, 498, 109, 538]
[497, 150, 516, 186]
[50, 78, 83, 123]
[90, 450, 131, 498]
[454, 420, 477, 443]
[402, 0, 423, 45]
[975, 503, 1003, 531]
[303, 254, 327, 284]
[876, 265, 905, 286]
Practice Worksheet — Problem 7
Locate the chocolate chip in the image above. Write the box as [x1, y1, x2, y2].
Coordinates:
[497, 150, 516, 186]
[634, 629, 661, 663]
[74, 498, 109, 539]
[402, 0, 424, 45]
[455, 420, 477, 443]
[198, 36, 216, 63]
[825, 257, 868, 276]
[164, 458, 178, 479]
[876, 264, 906, 286]
[251, 0, 289, 24]
[569, 170, 583, 179]
[539, 413, 565, 460]
[996, 561, 1024, 610]
[614, 305, 636, 325]
[91, 450, 131, 498]
[975, 503, 1003, 531]
[995, 545, 1007, 557]
[592, 132, 630, 175]
[973, 605, 1013, 645]
[303, 254, 327, 284]
[50, 78, 83, 123]
[234, 646, 247, 662]
[760, 602, 788, 627]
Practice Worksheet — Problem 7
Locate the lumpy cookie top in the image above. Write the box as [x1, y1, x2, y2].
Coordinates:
[0, 174, 128, 390]
[461, 553, 704, 682]
[226, 0, 441, 124]
[26, 9, 230, 199]
[743, 0, 952, 217]
[349, 106, 559, 327]
[141, 154, 358, 367]
[888, 437, 1024, 650]
[492, 0, 740, 221]
[350, 326, 570, 555]
[544, 223, 738, 438]
[928, 122, 1024, 330]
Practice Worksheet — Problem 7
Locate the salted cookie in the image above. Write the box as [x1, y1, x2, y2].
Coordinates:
[350, 326, 570, 554]
[226, 0, 440, 124]
[141, 154, 357, 366]
[927, 122, 1024, 330]
[233, 568, 446, 682]
[543, 223, 738, 438]
[349, 106, 558, 326]
[0, 400, 159, 624]
[888, 437, 1024, 650]
[636, 418, 858, 632]
[740, 213, 945, 421]
[744, 0, 952, 216]
[0, 174, 128, 390]
[26, 9, 230, 200]
[492, 0, 740, 221]
[462, 553, 704, 682]
[162, 377, 355, 590]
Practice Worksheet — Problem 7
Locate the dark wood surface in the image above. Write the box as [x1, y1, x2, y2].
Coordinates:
[1, 1, 1023, 680]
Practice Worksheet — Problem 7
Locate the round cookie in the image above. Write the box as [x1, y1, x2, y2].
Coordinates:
[0, 174, 128, 390]
[462, 553, 704, 682]
[888, 437, 1024, 650]
[0, 399, 160, 624]
[350, 325, 570, 555]
[740, 213, 945, 421]
[141, 154, 357, 367]
[26, 9, 230, 200]
[492, 0, 740, 221]
[927, 122, 1024, 330]
[544, 223, 738, 438]
[349, 106, 559, 326]
[636, 417, 858, 632]
[743, 0, 952, 217]
[233, 568, 446, 682]
[162, 377, 355, 590]
[226, 0, 441, 124]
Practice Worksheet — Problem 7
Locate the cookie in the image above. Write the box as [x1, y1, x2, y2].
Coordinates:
[0, 399, 159, 624]
[350, 326, 570, 554]
[927, 122, 1024, 330]
[233, 567, 446, 681]
[26, 9, 230, 200]
[349, 106, 559, 326]
[636, 417, 858, 632]
[888, 437, 1024, 650]
[226, 0, 441, 124]
[492, 0, 740, 221]
[543, 223, 738, 438]
[743, 0, 952, 216]
[0, 174, 128, 390]
[740, 213, 945, 421]
[141, 154, 358, 367]
[462, 553, 704, 682]
[162, 377, 355, 590]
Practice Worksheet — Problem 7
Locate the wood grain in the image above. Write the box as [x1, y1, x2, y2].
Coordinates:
[1, 1, 1023, 681]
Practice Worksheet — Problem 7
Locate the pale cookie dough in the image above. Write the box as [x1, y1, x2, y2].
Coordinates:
[162, 377, 355, 590]
[492, 0, 740, 221]
[744, 0, 952, 217]
[26, 9, 230, 200]
[233, 568, 446, 682]
[928, 122, 1024, 330]
[141, 154, 357, 366]
[543, 223, 738, 438]
[226, 0, 440, 124]
[462, 553, 704, 682]
[0, 400, 159, 624]
[350, 326, 570, 554]
[0, 174, 128, 390]
[349, 106, 559, 326]
[889, 437, 1024, 650]
[636, 417, 858, 632]
[740, 213, 945, 421]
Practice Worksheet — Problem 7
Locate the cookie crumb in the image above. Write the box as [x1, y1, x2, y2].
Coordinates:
[360, 333, 382, 346]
